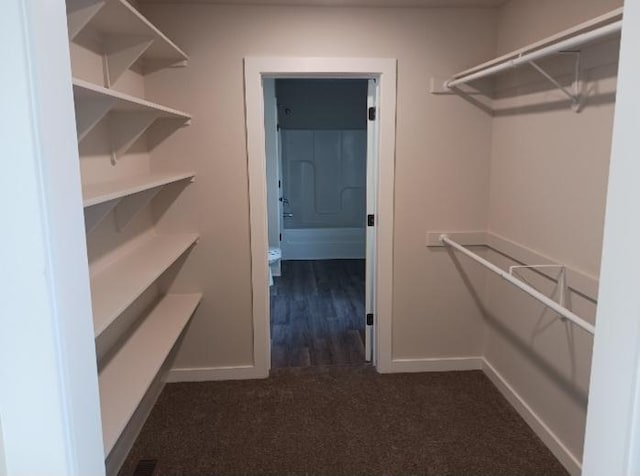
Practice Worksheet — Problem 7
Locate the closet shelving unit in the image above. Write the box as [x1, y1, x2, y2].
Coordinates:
[432, 7, 623, 111]
[67, 0, 188, 84]
[91, 233, 199, 338]
[65, 0, 199, 468]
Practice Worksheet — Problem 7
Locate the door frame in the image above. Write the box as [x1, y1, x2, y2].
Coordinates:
[243, 57, 397, 376]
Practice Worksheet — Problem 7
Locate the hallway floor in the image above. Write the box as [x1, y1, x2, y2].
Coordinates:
[119, 366, 568, 475]
[270, 259, 366, 368]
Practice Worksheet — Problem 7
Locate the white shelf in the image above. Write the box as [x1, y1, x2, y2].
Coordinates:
[83, 171, 195, 207]
[99, 292, 202, 455]
[67, 0, 188, 83]
[91, 233, 199, 338]
[73, 78, 190, 120]
[72, 78, 190, 157]
[451, 8, 623, 83]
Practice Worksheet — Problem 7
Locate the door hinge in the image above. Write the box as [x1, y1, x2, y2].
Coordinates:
[368, 106, 376, 121]
[279, 233, 282, 241]
[366, 313, 374, 326]
[367, 214, 375, 227]
[278, 180, 281, 188]
[277, 123, 280, 131]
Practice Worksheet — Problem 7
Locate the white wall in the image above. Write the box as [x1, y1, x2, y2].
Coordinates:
[583, 0, 640, 473]
[1, 0, 104, 473]
[142, 4, 497, 370]
[481, 0, 623, 471]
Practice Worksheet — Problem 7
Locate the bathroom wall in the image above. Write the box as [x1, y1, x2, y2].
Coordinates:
[276, 79, 367, 130]
[142, 4, 497, 370]
[277, 79, 368, 259]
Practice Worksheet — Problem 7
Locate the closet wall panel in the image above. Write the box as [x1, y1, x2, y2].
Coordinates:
[141, 4, 498, 369]
[484, 0, 623, 467]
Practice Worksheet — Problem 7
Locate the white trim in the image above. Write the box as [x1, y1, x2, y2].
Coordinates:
[167, 365, 266, 382]
[1, 0, 104, 474]
[583, 3, 640, 473]
[384, 357, 484, 373]
[482, 359, 581, 476]
[243, 57, 397, 376]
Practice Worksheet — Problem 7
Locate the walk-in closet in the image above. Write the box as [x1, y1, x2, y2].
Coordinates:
[3, 0, 639, 475]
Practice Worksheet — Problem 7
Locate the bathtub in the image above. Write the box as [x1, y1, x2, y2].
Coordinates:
[281, 227, 365, 260]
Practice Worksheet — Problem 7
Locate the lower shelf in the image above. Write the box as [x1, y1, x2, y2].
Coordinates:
[99, 293, 202, 455]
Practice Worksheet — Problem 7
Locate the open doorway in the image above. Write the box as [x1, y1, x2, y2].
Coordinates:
[244, 57, 397, 377]
[263, 79, 373, 368]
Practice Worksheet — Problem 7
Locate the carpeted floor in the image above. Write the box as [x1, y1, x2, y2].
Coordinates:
[119, 366, 569, 476]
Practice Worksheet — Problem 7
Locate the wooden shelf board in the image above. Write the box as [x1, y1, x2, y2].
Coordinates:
[452, 7, 623, 80]
[68, 0, 188, 64]
[91, 233, 199, 338]
[95, 0, 188, 62]
[83, 172, 194, 207]
[73, 78, 190, 119]
[99, 293, 202, 455]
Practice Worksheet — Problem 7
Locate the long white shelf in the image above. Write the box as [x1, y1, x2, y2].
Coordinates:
[99, 292, 202, 455]
[448, 8, 623, 87]
[67, 0, 188, 81]
[73, 78, 190, 119]
[91, 233, 199, 338]
[83, 171, 195, 207]
[72, 78, 191, 157]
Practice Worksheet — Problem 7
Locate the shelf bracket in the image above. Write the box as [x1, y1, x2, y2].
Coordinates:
[528, 51, 581, 112]
[114, 187, 163, 231]
[66, 0, 106, 40]
[144, 116, 191, 151]
[103, 36, 155, 87]
[509, 264, 569, 319]
[75, 97, 114, 142]
[84, 199, 120, 234]
[108, 111, 159, 164]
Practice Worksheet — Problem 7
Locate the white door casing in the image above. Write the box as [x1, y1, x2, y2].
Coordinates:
[365, 78, 379, 363]
[1, 0, 105, 473]
[244, 57, 397, 375]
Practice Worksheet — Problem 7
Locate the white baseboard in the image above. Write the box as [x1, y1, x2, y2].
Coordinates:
[481, 358, 581, 476]
[384, 356, 484, 373]
[167, 364, 268, 382]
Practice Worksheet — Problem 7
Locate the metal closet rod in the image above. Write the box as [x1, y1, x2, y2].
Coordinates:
[439, 234, 595, 335]
[446, 20, 623, 88]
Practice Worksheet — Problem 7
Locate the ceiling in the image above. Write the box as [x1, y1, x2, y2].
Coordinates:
[137, 0, 509, 7]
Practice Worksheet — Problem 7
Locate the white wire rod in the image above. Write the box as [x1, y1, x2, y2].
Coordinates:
[446, 20, 622, 88]
[439, 234, 595, 335]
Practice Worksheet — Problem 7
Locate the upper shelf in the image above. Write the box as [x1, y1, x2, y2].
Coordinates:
[72, 78, 190, 158]
[448, 8, 623, 87]
[83, 171, 195, 208]
[67, 0, 188, 84]
[434, 7, 623, 112]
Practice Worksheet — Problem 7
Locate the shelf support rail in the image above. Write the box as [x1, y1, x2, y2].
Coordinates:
[445, 19, 622, 94]
[439, 234, 595, 335]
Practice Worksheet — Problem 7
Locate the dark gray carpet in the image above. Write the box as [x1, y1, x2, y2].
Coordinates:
[119, 366, 569, 475]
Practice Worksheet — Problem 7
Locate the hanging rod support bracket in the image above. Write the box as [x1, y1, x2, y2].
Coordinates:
[509, 264, 569, 318]
[527, 53, 581, 112]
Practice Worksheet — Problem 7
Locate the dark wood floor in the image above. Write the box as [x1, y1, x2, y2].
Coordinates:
[270, 259, 366, 368]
